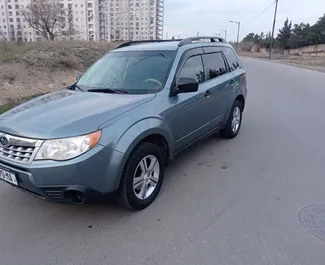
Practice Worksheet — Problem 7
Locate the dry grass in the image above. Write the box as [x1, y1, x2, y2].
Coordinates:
[0, 40, 122, 113]
[239, 51, 325, 69]
[0, 40, 119, 70]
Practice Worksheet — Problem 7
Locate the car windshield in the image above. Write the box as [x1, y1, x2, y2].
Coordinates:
[77, 50, 176, 94]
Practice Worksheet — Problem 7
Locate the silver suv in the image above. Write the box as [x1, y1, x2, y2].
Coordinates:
[0, 36, 247, 210]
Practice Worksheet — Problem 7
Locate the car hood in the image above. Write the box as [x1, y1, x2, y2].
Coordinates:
[0, 89, 155, 139]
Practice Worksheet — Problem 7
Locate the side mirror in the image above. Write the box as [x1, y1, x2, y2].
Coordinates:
[175, 77, 199, 95]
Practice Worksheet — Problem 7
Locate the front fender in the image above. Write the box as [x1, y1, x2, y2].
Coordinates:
[102, 117, 173, 190]
[114, 117, 174, 157]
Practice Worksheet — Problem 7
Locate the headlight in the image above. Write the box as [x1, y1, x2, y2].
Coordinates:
[35, 130, 102, 161]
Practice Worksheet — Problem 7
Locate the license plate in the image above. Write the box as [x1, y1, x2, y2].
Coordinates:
[0, 168, 18, 186]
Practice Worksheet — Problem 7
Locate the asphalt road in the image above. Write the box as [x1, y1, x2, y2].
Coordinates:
[1, 58, 325, 265]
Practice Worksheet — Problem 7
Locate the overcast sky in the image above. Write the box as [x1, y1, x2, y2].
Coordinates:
[164, 0, 325, 41]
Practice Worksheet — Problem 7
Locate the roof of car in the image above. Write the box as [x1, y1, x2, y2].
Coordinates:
[111, 37, 233, 52]
[113, 41, 181, 52]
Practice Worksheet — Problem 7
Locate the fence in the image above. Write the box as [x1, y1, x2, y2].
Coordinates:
[284, 44, 325, 57]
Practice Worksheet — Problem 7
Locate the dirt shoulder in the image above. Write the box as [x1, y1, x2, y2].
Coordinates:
[239, 51, 325, 73]
[0, 41, 117, 113]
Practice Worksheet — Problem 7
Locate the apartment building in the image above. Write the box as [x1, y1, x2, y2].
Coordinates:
[0, 0, 163, 42]
[0, 0, 99, 41]
[100, 0, 163, 41]
[0, 0, 36, 42]
[59, 0, 100, 41]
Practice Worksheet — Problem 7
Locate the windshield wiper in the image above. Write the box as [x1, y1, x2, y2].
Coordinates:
[87, 88, 128, 94]
[74, 84, 84, 92]
[67, 83, 84, 91]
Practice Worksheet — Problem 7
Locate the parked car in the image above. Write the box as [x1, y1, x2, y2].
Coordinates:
[0, 36, 247, 210]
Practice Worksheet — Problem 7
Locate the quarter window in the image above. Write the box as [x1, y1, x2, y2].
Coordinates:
[178, 55, 205, 84]
[223, 47, 241, 71]
[202, 52, 227, 80]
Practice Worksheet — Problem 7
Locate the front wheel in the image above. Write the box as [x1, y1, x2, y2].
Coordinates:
[220, 100, 243, 139]
[119, 142, 165, 210]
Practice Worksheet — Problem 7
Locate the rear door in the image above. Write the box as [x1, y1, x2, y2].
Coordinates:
[222, 46, 246, 90]
[221, 46, 246, 113]
[201, 47, 234, 129]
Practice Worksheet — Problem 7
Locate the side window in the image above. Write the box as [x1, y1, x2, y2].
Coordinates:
[202, 52, 227, 81]
[178, 55, 205, 84]
[223, 48, 241, 72]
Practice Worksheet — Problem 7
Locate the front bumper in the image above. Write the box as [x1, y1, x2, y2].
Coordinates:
[0, 144, 125, 204]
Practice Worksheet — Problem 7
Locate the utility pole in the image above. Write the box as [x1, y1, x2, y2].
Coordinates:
[269, 0, 279, 60]
[166, 32, 168, 40]
[230, 20, 240, 52]
[220, 29, 227, 40]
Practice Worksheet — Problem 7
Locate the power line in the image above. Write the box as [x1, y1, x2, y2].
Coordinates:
[243, 0, 276, 25]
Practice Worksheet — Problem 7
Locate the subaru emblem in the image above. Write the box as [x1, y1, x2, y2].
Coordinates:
[0, 135, 9, 147]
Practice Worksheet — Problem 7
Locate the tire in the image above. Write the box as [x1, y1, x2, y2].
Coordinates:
[220, 100, 243, 139]
[119, 142, 165, 211]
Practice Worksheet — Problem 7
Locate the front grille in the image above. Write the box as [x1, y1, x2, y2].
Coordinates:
[0, 132, 43, 164]
[0, 145, 35, 163]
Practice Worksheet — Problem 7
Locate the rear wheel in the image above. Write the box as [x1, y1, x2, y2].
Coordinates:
[220, 100, 243, 139]
[119, 142, 165, 210]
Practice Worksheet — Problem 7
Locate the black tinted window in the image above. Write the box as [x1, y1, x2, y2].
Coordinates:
[178, 55, 205, 84]
[223, 48, 241, 71]
[203, 52, 227, 80]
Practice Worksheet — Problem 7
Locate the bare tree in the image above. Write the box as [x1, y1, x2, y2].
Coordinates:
[22, 0, 78, 41]
[16, 23, 23, 45]
[0, 30, 8, 51]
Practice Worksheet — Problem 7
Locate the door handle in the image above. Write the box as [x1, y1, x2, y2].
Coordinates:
[230, 79, 235, 85]
[204, 90, 212, 97]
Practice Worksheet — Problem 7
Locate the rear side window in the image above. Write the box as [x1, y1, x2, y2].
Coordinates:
[223, 47, 241, 71]
[178, 55, 205, 84]
[202, 52, 227, 81]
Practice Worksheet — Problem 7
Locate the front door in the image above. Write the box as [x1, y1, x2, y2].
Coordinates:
[167, 53, 212, 152]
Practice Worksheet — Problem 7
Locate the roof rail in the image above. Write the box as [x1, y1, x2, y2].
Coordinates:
[178, 36, 226, 47]
[115, 39, 182, 49]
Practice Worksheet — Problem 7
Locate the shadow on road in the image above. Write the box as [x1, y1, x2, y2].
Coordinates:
[1, 134, 228, 228]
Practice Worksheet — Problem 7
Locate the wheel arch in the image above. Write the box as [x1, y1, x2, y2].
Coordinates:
[235, 94, 245, 111]
[113, 118, 174, 189]
[224, 92, 246, 124]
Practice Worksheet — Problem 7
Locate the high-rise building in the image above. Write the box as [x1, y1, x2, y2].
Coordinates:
[0, 0, 164, 42]
[99, 0, 163, 41]
[60, 0, 100, 41]
[0, 0, 36, 42]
